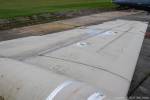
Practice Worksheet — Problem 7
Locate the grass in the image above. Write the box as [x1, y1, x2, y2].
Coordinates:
[0, 0, 116, 18]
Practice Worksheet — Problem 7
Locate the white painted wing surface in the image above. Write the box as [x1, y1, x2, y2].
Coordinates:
[0, 19, 148, 100]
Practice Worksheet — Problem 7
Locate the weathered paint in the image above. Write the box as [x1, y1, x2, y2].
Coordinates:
[0, 19, 148, 100]
[23, 20, 148, 97]
[0, 58, 109, 100]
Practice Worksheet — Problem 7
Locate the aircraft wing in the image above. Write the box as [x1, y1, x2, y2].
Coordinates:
[0, 19, 148, 100]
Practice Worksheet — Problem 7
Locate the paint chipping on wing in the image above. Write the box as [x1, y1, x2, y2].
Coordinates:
[100, 31, 116, 37]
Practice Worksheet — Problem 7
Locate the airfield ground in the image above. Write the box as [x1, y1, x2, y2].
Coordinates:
[0, 0, 115, 18]
[0, 0, 117, 30]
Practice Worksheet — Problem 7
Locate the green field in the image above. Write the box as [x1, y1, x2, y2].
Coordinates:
[0, 0, 116, 18]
